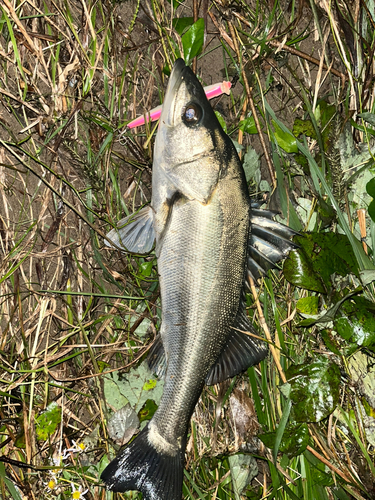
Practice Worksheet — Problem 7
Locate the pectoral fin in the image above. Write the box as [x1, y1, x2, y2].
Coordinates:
[105, 206, 155, 254]
[205, 308, 267, 386]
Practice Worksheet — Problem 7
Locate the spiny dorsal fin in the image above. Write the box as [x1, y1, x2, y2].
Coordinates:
[248, 209, 299, 280]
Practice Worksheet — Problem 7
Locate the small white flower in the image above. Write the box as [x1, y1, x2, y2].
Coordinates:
[50, 454, 66, 475]
[65, 440, 86, 455]
[44, 478, 57, 491]
[71, 483, 88, 499]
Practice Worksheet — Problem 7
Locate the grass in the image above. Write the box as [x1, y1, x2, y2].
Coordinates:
[0, 0, 375, 499]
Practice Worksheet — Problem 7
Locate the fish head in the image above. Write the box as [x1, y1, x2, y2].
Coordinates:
[154, 59, 231, 176]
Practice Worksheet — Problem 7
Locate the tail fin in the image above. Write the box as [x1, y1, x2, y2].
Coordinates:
[101, 423, 184, 500]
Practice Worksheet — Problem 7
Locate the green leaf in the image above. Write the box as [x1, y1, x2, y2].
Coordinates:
[296, 296, 319, 315]
[273, 398, 292, 462]
[143, 378, 157, 391]
[284, 358, 340, 422]
[139, 260, 154, 277]
[368, 199, 375, 222]
[138, 399, 158, 423]
[36, 402, 62, 440]
[173, 17, 194, 35]
[298, 289, 361, 328]
[283, 233, 359, 293]
[0, 462, 22, 500]
[293, 118, 316, 139]
[272, 120, 298, 153]
[334, 296, 375, 347]
[181, 18, 204, 64]
[239, 116, 257, 134]
[283, 248, 326, 293]
[259, 422, 309, 458]
[358, 112, 375, 127]
[166, 0, 186, 10]
[228, 454, 258, 500]
[214, 111, 227, 133]
[320, 329, 343, 356]
[104, 362, 164, 412]
[242, 148, 260, 183]
[316, 101, 336, 149]
[366, 177, 375, 197]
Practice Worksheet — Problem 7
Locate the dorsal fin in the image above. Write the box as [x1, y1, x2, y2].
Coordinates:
[248, 209, 299, 280]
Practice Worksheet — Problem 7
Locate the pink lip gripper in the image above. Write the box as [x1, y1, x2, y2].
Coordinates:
[127, 81, 232, 129]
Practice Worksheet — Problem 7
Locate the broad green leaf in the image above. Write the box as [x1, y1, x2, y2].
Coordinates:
[228, 454, 258, 500]
[365, 177, 375, 197]
[368, 199, 375, 222]
[284, 233, 359, 293]
[334, 296, 375, 347]
[181, 18, 204, 64]
[298, 289, 361, 328]
[293, 118, 316, 139]
[283, 358, 340, 422]
[272, 120, 298, 153]
[358, 112, 375, 127]
[360, 269, 375, 285]
[104, 362, 164, 412]
[139, 260, 154, 277]
[173, 17, 194, 35]
[239, 116, 257, 134]
[320, 329, 343, 356]
[259, 422, 309, 458]
[316, 101, 336, 149]
[138, 399, 158, 423]
[242, 148, 260, 183]
[107, 403, 139, 444]
[283, 248, 326, 293]
[296, 296, 319, 315]
[231, 139, 244, 154]
[36, 402, 62, 440]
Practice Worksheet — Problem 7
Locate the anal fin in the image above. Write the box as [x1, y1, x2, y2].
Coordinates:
[205, 308, 267, 386]
[147, 334, 166, 379]
[105, 206, 155, 254]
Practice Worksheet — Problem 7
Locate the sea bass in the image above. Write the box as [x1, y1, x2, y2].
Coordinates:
[101, 59, 297, 499]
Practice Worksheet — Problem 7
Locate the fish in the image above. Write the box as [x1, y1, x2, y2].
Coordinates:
[101, 58, 298, 500]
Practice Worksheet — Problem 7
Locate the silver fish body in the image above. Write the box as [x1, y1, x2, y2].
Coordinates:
[101, 59, 297, 499]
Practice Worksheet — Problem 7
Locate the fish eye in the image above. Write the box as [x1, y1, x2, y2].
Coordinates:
[182, 103, 203, 126]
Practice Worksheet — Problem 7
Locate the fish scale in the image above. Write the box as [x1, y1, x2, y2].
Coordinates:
[101, 58, 298, 499]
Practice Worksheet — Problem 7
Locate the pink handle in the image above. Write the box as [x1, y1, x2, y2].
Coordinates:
[127, 81, 231, 129]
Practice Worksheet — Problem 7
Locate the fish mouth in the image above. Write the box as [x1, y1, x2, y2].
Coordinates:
[160, 59, 189, 127]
